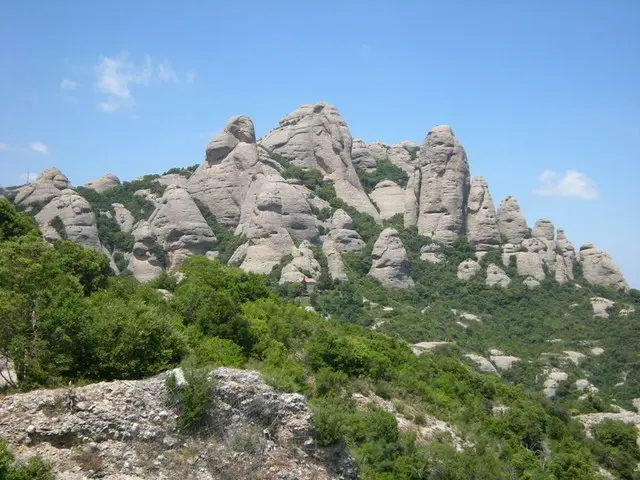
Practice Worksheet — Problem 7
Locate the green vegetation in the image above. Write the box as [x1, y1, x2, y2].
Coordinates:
[1, 199, 639, 479]
[0, 439, 54, 480]
[193, 198, 246, 263]
[166, 369, 215, 434]
[162, 164, 199, 178]
[356, 158, 409, 192]
[49, 216, 67, 240]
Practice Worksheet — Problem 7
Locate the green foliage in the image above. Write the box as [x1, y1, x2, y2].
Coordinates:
[166, 369, 215, 434]
[0, 439, 54, 480]
[162, 164, 199, 178]
[96, 213, 134, 253]
[356, 158, 409, 193]
[593, 419, 640, 455]
[281, 165, 325, 189]
[192, 198, 246, 263]
[0, 199, 39, 241]
[49, 216, 67, 240]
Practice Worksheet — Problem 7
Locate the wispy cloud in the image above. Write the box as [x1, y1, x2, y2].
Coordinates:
[157, 60, 178, 83]
[0, 143, 9, 151]
[534, 169, 599, 200]
[29, 142, 50, 155]
[94, 51, 153, 112]
[60, 79, 77, 90]
[186, 71, 197, 84]
[20, 172, 38, 183]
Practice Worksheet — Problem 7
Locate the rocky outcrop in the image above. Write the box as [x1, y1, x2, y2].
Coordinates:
[555, 229, 576, 284]
[457, 259, 481, 280]
[464, 354, 498, 374]
[112, 203, 134, 233]
[0, 367, 355, 479]
[496, 196, 528, 244]
[412, 342, 453, 355]
[420, 243, 445, 264]
[14, 168, 72, 206]
[368, 228, 414, 289]
[84, 174, 121, 193]
[187, 115, 260, 228]
[486, 263, 511, 287]
[387, 141, 420, 173]
[532, 219, 554, 241]
[515, 239, 547, 280]
[543, 370, 568, 399]
[465, 177, 500, 250]
[279, 241, 321, 284]
[579, 244, 629, 291]
[351, 138, 377, 170]
[157, 173, 188, 188]
[327, 209, 365, 254]
[369, 180, 405, 219]
[260, 102, 379, 220]
[35, 189, 102, 251]
[128, 220, 164, 281]
[322, 236, 348, 281]
[403, 169, 420, 228]
[590, 297, 615, 318]
[416, 126, 470, 244]
[489, 355, 520, 371]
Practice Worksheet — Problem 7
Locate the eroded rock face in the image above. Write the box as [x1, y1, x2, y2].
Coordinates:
[368, 228, 414, 289]
[157, 173, 188, 188]
[0, 367, 356, 480]
[532, 219, 555, 241]
[457, 259, 481, 280]
[14, 168, 72, 206]
[351, 138, 377, 170]
[322, 236, 348, 281]
[403, 169, 420, 228]
[417, 126, 470, 244]
[515, 239, 547, 280]
[84, 174, 121, 194]
[112, 203, 134, 233]
[35, 189, 102, 251]
[590, 297, 615, 318]
[579, 244, 629, 291]
[420, 243, 445, 264]
[466, 177, 500, 250]
[187, 115, 261, 228]
[486, 263, 511, 287]
[555, 229, 576, 284]
[327, 209, 365, 253]
[369, 180, 405, 220]
[465, 354, 498, 374]
[280, 241, 321, 284]
[260, 102, 379, 220]
[496, 196, 528, 244]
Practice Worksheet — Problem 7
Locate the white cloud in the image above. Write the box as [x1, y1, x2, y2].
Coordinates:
[29, 142, 49, 155]
[60, 79, 77, 90]
[94, 51, 152, 112]
[534, 169, 599, 200]
[186, 70, 196, 84]
[157, 60, 178, 83]
[20, 172, 38, 183]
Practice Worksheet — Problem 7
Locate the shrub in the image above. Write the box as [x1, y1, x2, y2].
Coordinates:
[356, 159, 409, 193]
[166, 369, 215, 434]
[0, 439, 54, 480]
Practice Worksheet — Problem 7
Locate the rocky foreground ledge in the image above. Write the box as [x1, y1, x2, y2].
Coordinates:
[0, 368, 355, 480]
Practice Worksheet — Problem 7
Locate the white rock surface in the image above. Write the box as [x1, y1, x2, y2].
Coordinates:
[84, 173, 121, 193]
[279, 241, 322, 284]
[14, 168, 72, 206]
[322, 237, 348, 282]
[370, 180, 405, 219]
[591, 297, 615, 318]
[486, 263, 511, 287]
[368, 228, 414, 289]
[564, 350, 586, 366]
[465, 354, 498, 374]
[490, 355, 520, 371]
[496, 196, 528, 244]
[575, 379, 598, 393]
[554, 229, 576, 284]
[543, 370, 568, 399]
[420, 243, 445, 264]
[591, 347, 605, 356]
[465, 177, 500, 250]
[411, 342, 452, 355]
[457, 259, 481, 280]
[579, 243, 629, 291]
[403, 169, 421, 228]
[112, 203, 134, 233]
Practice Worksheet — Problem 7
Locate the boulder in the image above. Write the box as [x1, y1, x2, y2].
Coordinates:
[112, 203, 134, 233]
[486, 263, 511, 288]
[417, 125, 470, 244]
[575, 379, 598, 393]
[35, 189, 102, 251]
[158, 173, 188, 188]
[331, 208, 355, 230]
[412, 342, 452, 355]
[328, 209, 365, 253]
[260, 102, 379, 220]
[84, 173, 120, 193]
[279, 241, 321, 284]
[128, 220, 164, 281]
[351, 138, 377, 170]
[515, 238, 547, 280]
[457, 259, 481, 280]
[322, 236, 348, 281]
[490, 355, 520, 371]
[387, 141, 420, 173]
[14, 168, 71, 206]
[369, 180, 405, 219]
[496, 196, 528, 244]
[420, 243, 445, 264]
[465, 354, 498, 374]
[187, 115, 261, 228]
[543, 370, 568, 399]
[590, 297, 615, 318]
[591, 347, 605, 356]
[532, 218, 555, 241]
[523, 277, 541, 288]
[465, 177, 500, 250]
[579, 243, 629, 291]
[368, 228, 414, 289]
[564, 350, 586, 366]
[368, 141, 389, 162]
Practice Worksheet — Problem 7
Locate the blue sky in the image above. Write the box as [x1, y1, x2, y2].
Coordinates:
[1, 1, 639, 286]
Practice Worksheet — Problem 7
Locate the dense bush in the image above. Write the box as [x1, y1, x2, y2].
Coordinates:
[0, 439, 53, 480]
[356, 158, 409, 192]
[192, 198, 246, 263]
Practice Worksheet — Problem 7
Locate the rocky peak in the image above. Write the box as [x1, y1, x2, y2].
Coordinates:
[496, 196, 528, 244]
[465, 176, 500, 250]
[368, 228, 414, 289]
[579, 243, 629, 291]
[416, 125, 470, 244]
[14, 167, 72, 206]
[260, 102, 379, 220]
[532, 218, 555, 241]
[369, 180, 405, 219]
[351, 138, 377, 170]
[331, 208, 354, 230]
[84, 173, 121, 194]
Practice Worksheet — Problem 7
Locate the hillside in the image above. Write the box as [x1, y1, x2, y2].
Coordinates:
[1, 102, 639, 479]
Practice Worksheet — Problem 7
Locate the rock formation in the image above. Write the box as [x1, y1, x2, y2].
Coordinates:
[187, 115, 261, 228]
[368, 228, 414, 289]
[351, 138, 377, 170]
[416, 126, 470, 244]
[579, 243, 629, 290]
[84, 173, 121, 193]
[369, 180, 405, 220]
[457, 259, 481, 280]
[327, 209, 365, 253]
[554, 229, 576, 284]
[279, 241, 322, 284]
[403, 169, 421, 228]
[465, 177, 500, 250]
[322, 236, 348, 281]
[260, 102, 379, 220]
[112, 203, 134, 233]
[464, 354, 498, 374]
[35, 189, 102, 251]
[486, 263, 511, 287]
[496, 196, 528, 244]
[14, 168, 72, 206]
[420, 244, 445, 264]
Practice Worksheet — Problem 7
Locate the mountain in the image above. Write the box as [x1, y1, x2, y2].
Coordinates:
[2, 102, 639, 479]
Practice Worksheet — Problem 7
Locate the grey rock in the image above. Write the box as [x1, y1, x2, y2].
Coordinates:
[279, 241, 322, 284]
[515, 238, 547, 280]
[351, 138, 377, 170]
[457, 259, 481, 280]
[157, 173, 188, 188]
[368, 141, 389, 162]
[590, 297, 615, 318]
[579, 243, 629, 291]
[403, 168, 420, 228]
[328, 229, 365, 254]
[420, 243, 445, 264]
[187, 115, 261, 228]
[523, 276, 541, 288]
[486, 263, 511, 288]
[260, 102, 379, 220]
[497, 196, 528, 244]
[543, 370, 568, 399]
[84, 173, 121, 193]
[465, 354, 498, 374]
[465, 177, 500, 250]
[412, 342, 452, 355]
[417, 125, 470, 244]
[331, 208, 354, 230]
[490, 355, 520, 371]
[532, 218, 555, 241]
[555, 229, 576, 284]
[14, 168, 71, 206]
[388, 141, 420, 173]
[369, 180, 405, 220]
[112, 203, 134, 233]
[322, 236, 348, 281]
[35, 189, 102, 251]
[575, 379, 597, 393]
[368, 228, 414, 289]
[128, 220, 164, 282]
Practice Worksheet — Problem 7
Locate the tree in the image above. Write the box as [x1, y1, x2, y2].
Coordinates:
[0, 198, 39, 241]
